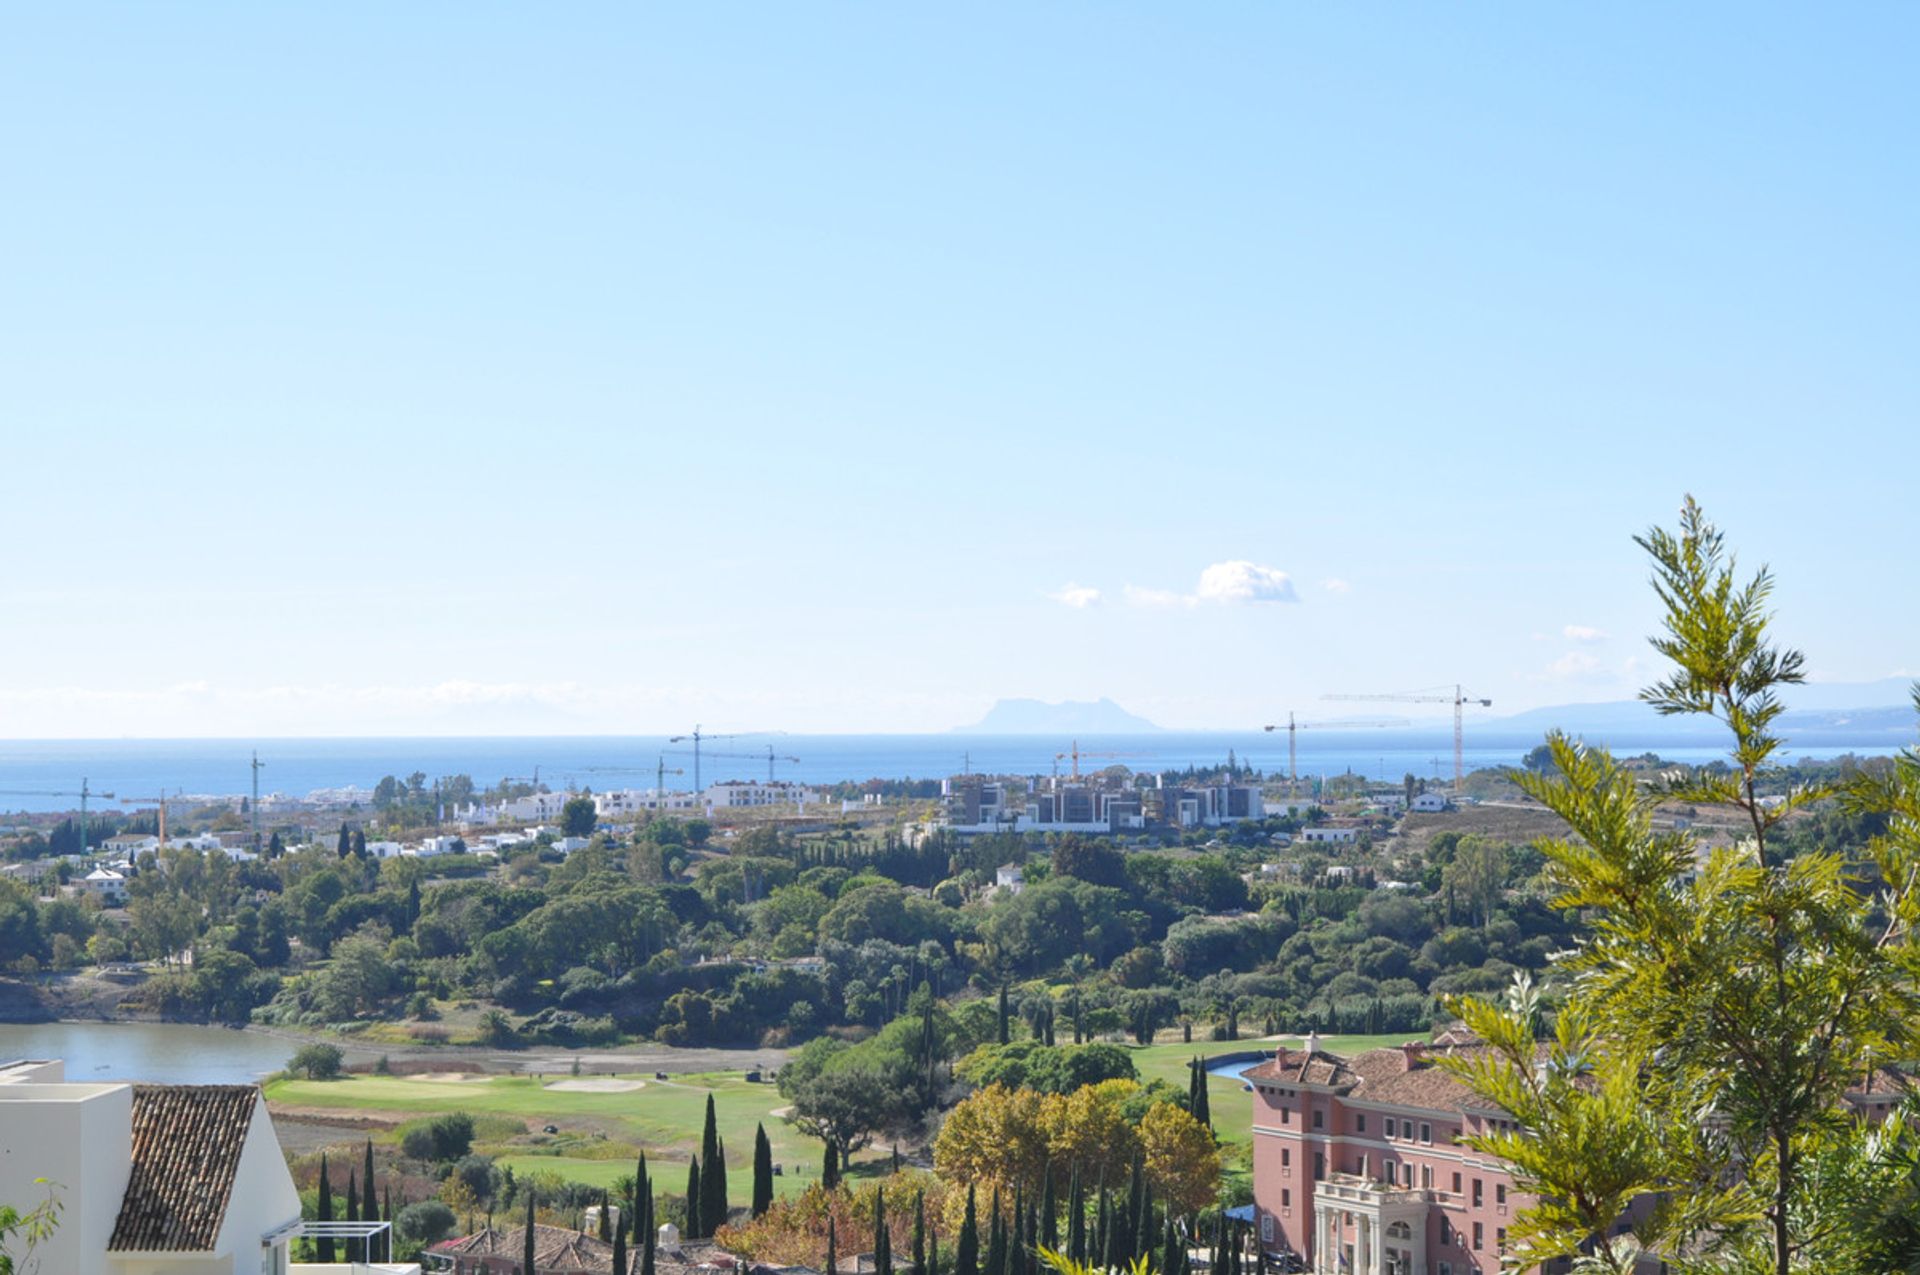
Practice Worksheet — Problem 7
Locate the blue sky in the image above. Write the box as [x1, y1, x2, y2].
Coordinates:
[2, 4, 1914, 736]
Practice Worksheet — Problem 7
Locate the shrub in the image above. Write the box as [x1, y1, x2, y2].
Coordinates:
[287, 1043, 344, 1080]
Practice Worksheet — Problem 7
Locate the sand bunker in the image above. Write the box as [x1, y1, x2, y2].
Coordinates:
[545, 1078, 648, 1092]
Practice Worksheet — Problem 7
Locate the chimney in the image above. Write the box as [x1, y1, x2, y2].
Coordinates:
[1399, 1043, 1425, 1072]
[1304, 1030, 1322, 1056]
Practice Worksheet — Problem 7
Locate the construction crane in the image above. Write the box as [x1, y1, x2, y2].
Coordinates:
[1262, 714, 1412, 790]
[666, 747, 801, 787]
[117, 793, 176, 850]
[1322, 684, 1492, 791]
[1051, 740, 1140, 781]
[249, 751, 265, 853]
[0, 780, 115, 856]
[668, 726, 737, 795]
[667, 726, 789, 793]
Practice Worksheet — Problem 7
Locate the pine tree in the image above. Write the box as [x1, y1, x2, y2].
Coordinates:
[823, 1140, 840, 1190]
[874, 1187, 892, 1275]
[826, 1217, 839, 1275]
[524, 1190, 537, 1275]
[316, 1154, 335, 1263]
[700, 1097, 728, 1233]
[614, 1215, 628, 1275]
[913, 1191, 927, 1275]
[600, 1190, 613, 1241]
[957, 1186, 979, 1275]
[752, 1123, 775, 1218]
[1039, 1165, 1057, 1254]
[684, 1155, 703, 1238]
[363, 1139, 378, 1232]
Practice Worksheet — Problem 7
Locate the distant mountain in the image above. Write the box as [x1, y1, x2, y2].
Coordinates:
[954, 697, 1161, 734]
[1497, 677, 1918, 745]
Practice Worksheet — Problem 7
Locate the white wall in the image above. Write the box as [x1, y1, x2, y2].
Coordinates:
[0, 1081, 134, 1275]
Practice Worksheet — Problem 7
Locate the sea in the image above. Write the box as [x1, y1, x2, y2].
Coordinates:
[0, 729, 1901, 815]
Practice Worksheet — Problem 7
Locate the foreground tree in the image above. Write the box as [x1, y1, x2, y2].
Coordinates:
[1439, 498, 1920, 1275]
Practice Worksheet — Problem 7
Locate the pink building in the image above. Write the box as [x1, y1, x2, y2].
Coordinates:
[1246, 1030, 1541, 1275]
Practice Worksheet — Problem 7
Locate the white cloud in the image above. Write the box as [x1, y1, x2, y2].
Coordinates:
[1543, 651, 1610, 683]
[1320, 578, 1352, 594]
[1563, 624, 1608, 643]
[1196, 560, 1300, 605]
[1047, 583, 1102, 609]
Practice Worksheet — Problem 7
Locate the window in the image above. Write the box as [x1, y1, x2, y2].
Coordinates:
[1420, 1122, 1432, 1143]
[1421, 1165, 1433, 1189]
[1356, 1114, 1367, 1133]
[1383, 1116, 1395, 1137]
[1497, 1184, 1508, 1207]
[1281, 1148, 1291, 1167]
[1262, 1214, 1274, 1242]
[1452, 1172, 1462, 1194]
[1281, 1106, 1291, 1125]
[1313, 1110, 1324, 1130]
[1314, 1152, 1326, 1181]
[1439, 1264, 1452, 1275]
[1498, 1228, 1507, 1252]
[1402, 1162, 1414, 1187]
[1472, 1179, 1484, 1208]
[1473, 1223, 1484, 1251]
[1440, 1218, 1452, 1246]
[1281, 1190, 1290, 1209]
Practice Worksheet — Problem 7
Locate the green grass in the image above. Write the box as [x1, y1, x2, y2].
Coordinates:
[496, 1153, 821, 1201]
[266, 1071, 820, 1203]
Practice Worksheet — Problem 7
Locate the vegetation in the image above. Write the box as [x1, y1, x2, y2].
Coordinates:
[1437, 498, 1920, 1275]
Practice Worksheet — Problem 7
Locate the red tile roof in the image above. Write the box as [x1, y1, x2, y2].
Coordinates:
[108, 1084, 259, 1252]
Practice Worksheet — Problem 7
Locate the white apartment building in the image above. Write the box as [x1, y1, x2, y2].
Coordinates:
[1299, 826, 1361, 844]
[703, 781, 817, 809]
[1411, 792, 1452, 813]
[496, 791, 574, 822]
[0, 1058, 416, 1275]
[78, 867, 129, 906]
[594, 788, 700, 817]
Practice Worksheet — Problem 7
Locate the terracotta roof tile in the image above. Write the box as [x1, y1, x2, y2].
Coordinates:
[108, 1084, 259, 1252]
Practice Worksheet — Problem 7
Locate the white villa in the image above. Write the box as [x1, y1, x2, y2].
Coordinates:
[0, 1058, 415, 1275]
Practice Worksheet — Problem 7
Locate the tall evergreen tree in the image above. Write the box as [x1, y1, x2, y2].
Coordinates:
[1161, 1214, 1182, 1275]
[362, 1138, 378, 1227]
[913, 1191, 927, 1275]
[996, 984, 1010, 1045]
[1009, 1185, 1023, 1275]
[337, 823, 351, 858]
[1188, 1058, 1212, 1130]
[1039, 1166, 1057, 1253]
[346, 1167, 360, 1264]
[751, 1123, 775, 1217]
[684, 1155, 703, 1238]
[957, 1186, 979, 1275]
[315, 1154, 335, 1264]
[523, 1189, 537, 1275]
[826, 1217, 838, 1275]
[613, 1215, 628, 1275]
[1121, 1160, 1144, 1261]
[634, 1153, 650, 1241]
[1095, 1190, 1112, 1273]
[1066, 1166, 1084, 1265]
[929, 1228, 940, 1275]
[1132, 1182, 1153, 1267]
[983, 1191, 1006, 1275]
[640, 1193, 657, 1275]
[699, 1096, 728, 1233]
[600, 1190, 613, 1241]
[874, 1187, 892, 1275]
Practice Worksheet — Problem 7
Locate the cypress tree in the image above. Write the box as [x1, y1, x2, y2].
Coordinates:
[337, 823, 351, 858]
[363, 1139, 378, 1230]
[983, 1191, 1005, 1275]
[641, 1193, 657, 1275]
[1161, 1214, 1181, 1275]
[1009, 1185, 1023, 1275]
[1095, 1190, 1112, 1273]
[700, 1097, 728, 1233]
[346, 1168, 361, 1264]
[752, 1123, 775, 1218]
[1066, 1166, 1085, 1265]
[957, 1186, 979, 1275]
[382, 1186, 394, 1263]
[1040, 1166, 1057, 1254]
[635, 1153, 650, 1241]
[614, 1216, 628, 1275]
[823, 1140, 840, 1190]
[1132, 1181, 1152, 1267]
[874, 1187, 892, 1275]
[1121, 1160, 1144, 1261]
[1191, 1060, 1211, 1130]
[316, 1154, 335, 1264]
[913, 1191, 926, 1275]
[930, 1228, 940, 1275]
[600, 1190, 613, 1241]
[523, 1190, 537, 1275]
[996, 984, 1010, 1045]
[826, 1217, 838, 1275]
[684, 1155, 703, 1238]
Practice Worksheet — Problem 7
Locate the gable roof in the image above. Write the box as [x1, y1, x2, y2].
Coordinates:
[109, 1084, 260, 1252]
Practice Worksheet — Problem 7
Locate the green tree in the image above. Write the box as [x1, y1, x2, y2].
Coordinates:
[699, 1097, 728, 1235]
[315, 1154, 335, 1263]
[560, 795, 598, 839]
[874, 1187, 892, 1275]
[288, 1043, 344, 1080]
[957, 1186, 979, 1275]
[1439, 498, 1920, 1275]
[0, 1179, 61, 1275]
[752, 1124, 775, 1218]
[684, 1155, 703, 1238]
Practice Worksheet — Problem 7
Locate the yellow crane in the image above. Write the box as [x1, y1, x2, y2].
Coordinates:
[1321, 684, 1492, 792]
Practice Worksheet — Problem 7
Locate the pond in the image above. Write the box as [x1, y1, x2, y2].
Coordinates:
[0, 1021, 346, 1085]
